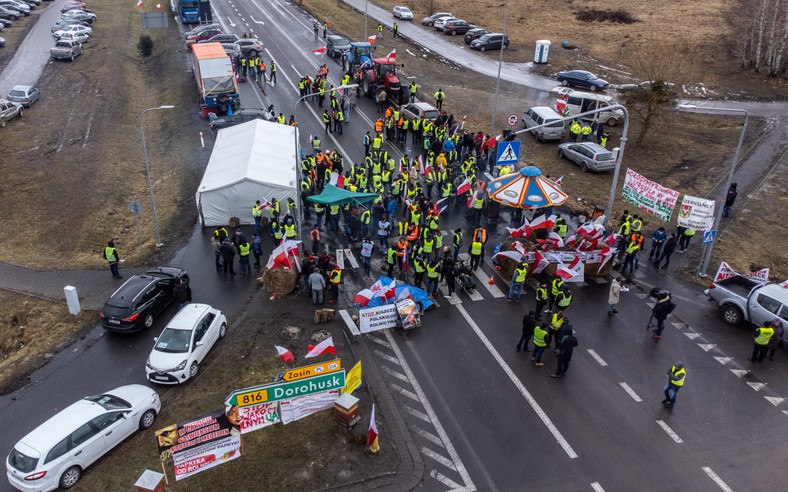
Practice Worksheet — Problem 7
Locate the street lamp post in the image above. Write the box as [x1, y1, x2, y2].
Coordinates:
[140, 105, 175, 249]
[489, 0, 509, 137]
[678, 105, 749, 277]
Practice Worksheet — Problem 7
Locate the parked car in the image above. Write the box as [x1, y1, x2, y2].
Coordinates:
[0, 6, 21, 20]
[326, 34, 350, 58]
[0, 15, 11, 26]
[421, 12, 452, 26]
[0, 1, 28, 17]
[440, 19, 474, 36]
[182, 23, 220, 39]
[464, 27, 489, 44]
[470, 33, 508, 51]
[705, 275, 788, 330]
[235, 37, 263, 56]
[51, 19, 90, 33]
[557, 142, 616, 172]
[6, 385, 160, 492]
[99, 267, 190, 333]
[146, 303, 227, 384]
[60, 1, 89, 13]
[558, 89, 623, 126]
[60, 10, 96, 24]
[401, 102, 439, 122]
[210, 108, 276, 130]
[433, 16, 457, 30]
[20, 0, 40, 7]
[556, 69, 609, 92]
[6, 85, 39, 107]
[0, 98, 23, 127]
[186, 27, 222, 42]
[55, 30, 89, 43]
[223, 43, 241, 58]
[199, 33, 239, 44]
[392, 6, 413, 20]
[522, 106, 565, 142]
[52, 24, 91, 37]
[0, 35, 4, 47]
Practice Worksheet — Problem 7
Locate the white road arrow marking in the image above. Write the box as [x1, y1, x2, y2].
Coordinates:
[697, 343, 716, 352]
[227, 17, 235, 27]
[635, 293, 648, 300]
[713, 356, 732, 365]
[671, 322, 684, 329]
[747, 382, 766, 391]
[764, 396, 785, 406]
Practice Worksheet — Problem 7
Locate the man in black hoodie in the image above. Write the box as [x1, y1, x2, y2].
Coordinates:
[653, 232, 677, 270]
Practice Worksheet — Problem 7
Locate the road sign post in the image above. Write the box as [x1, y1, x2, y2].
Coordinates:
[507, 114, 518, 127]
[129, 200, 142, 248]
[227, 370, 347, 407]
[496, 140, 521, 166]
[703, 229, 716, 244]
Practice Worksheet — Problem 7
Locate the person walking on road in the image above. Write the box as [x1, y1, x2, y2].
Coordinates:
[517, 311, 536, 352]
[270, 62, 278, 85]
[219, 238, 237, 275]
[749, 322, 775, 362]
[102, 240, 122, 279]
[768, 319, 784, 361]
[377, 22, 383, 39]
[676, 226, 695, 253]
[532, 322, 549, 367]
[608, 276, 622, 316]
[360, 236, 374, 274]
[723, 183, 738, 217]
[251, 233, 262, 269]
[650, 292, 675, 339]
[174, 278, 190, 309]
[507, 261, 528, 302]
[393, 22, 398, 37]
[313, 21, 319, 40]
[212, 234, 223, 271]
[648, 227, 667, 262]
[551, 328, 578, 378]
[434, 88, 445, 111]
[653, 232, 677, 269]
[534, 281, 548, 321]
[663, 362, 686, 408]
[308, 267, 326, 305]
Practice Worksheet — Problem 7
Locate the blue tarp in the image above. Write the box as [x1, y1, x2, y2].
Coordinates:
[365, 276, 434, 310]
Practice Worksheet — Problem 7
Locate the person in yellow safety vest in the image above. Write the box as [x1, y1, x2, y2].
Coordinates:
[556, 286, 572, 310]
[328, 204, 341, 232]
[102, 240, 122, 279]
[372, 159, 382, 175]
[237, 238, 251, 274]
[322, 110, 331, 133]
[532, 323, 549, 366]
[422, 234, 435, 259]
[677, 227, 696, 253]
[412, 254, 426, 288]
[617, 216, 631, 236]
[284, 222, 296, 239]
[372, 134, 383, 150]
[410, 208, 422, 226]
[507, 262, 529, 302]
[534, 281, 548, 320]
[469, 239, 483, 271]
[358, 174, 368, 190]
[472, 194, 484, 223]
[547, 277, 565, 312]
[311, 136, 321, 153]
[549, 311, 566, 351]
[600, 133, 608, 148]
[750, 323, 775, 362]
[663, 362, 686, 408]
[428, 215, 439, 232]
[328, 265, 342, 303]
[270, 198, 280, 220]
[252, 200, 264, 235]
[435, 231, 443, 250]
[271, 220, 284, 245]
[569, 120, 582, 142]
[631, 215, 643, 233]
[360, 208, 371, 237]
[452, 228, 463, 261]
[335, 110, 344, 135]
[580, 123, 593, 141]
[381, 169, 392, 190]
[425, 259, 441, 296]
[553, 215, 568, 238]
[386, 244, 397, 277]
[314, 203, 325, 228]
[433, 88, 445, 110]
[342, 73, 350, 87]
[409, 82, 418, 103]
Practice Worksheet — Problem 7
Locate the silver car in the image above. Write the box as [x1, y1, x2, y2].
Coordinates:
[51, 38, 83, 60]
[557, 142, 616, 172]
[6, 85, 40, 107]
[0, 98, 23, 127]
[392, 6, 413, 20]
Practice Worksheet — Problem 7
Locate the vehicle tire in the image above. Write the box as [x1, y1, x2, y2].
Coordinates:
[10, 15, 17, 21]
[189, 361, 199, 378]
[70, 53, 74, 61]
[451, 30, 457, 36]
[143, 313, 154, 329]
[250, 49, 258, 56]
[17, 108, 22, 119]
[607, 117, 619, 127]
[480, 45, 486, 52]
[219, 323, 227, 339]
[580, 162, 589, 172]
[362, 78, 371, 97]
[590, 85, 597, 92]
[561, 79, 569, 86]
[721, 304, 743, 325]
[59, 466, 81, 489]
[139, 409, 157, 430]
[557, 149, 565, 159]
[0, 118, 5, 128]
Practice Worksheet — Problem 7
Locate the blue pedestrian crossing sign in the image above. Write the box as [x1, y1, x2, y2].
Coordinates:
[703, 229, 716, 244]
[496, 141, 520, 165]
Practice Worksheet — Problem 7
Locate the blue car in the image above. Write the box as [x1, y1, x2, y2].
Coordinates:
[557, 70, 609, 91]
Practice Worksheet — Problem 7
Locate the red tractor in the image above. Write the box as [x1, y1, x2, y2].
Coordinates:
[358, 57, 409, 106]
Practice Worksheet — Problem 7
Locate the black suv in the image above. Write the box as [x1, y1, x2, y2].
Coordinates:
[100, 267, 190, 333]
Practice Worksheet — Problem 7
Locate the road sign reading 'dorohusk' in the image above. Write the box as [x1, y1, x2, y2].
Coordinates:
[227, 371, 346, 407]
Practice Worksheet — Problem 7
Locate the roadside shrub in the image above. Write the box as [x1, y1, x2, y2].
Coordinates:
[576, 9, 638, 24]
[138, 35, 154, 58]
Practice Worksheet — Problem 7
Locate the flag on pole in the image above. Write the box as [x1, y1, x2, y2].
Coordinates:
[417, 155, 425, 175]
[556, 256, 581, 279]
[275, 345, 295, 364]
[494, 250, 524, 262]
[386, 49, 396, 62]
[329, 172, 345, 188]
[155, 3, 161, 9]
[532, 251, 550, 273]
[530, 214, 556, 231]
[136, 0, 143, 6]
[305, 337, 336, 358]
[433, 197, 448, 216]
[367, 35, 377, 44]
[456, 177, 471, 195]
[554, 176, 564, 186]
[467, 189, 477, 209]
[354, 289, 375, 306]
[396, 287, 413, 301]
[312, 47, 326, 55]
[368, 404, 380, 453]
[506, 219, 531, 238]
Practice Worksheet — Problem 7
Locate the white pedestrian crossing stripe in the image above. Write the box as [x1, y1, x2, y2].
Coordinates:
[730, 369, 749, 378]
[473, 268, 505, 298]
[713, 356, 732, 365]
[765, 396, 785, 406]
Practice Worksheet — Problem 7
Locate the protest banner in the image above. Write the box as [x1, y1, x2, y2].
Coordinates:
[280, 388, 341, 425]
[235, 401, 280, 434]
[621, 169, 680, 222]
[678, 195, 715, 231]
[343, 360, 362, 395]
[359, 304, 398, 333]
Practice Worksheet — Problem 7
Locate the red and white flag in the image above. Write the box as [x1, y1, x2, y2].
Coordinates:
[530, 214, 556, 231]
[275, 345, 295, 364]
[266, 240, 301, 270]
[714, 261, 738, 282]
[554, 99, 566, 115]
[396, 287, 413, 302]
[136, 0, 143, 6]
[433, 197, 448, 216]
[370, 279, 384, 293]
[563, 234, 578, 249]
[494, 250, 524, 263]
[779, 280, 788, 289]
[554, 175, 564, 186]
[354, 289, 375, 306]
[312, 47, 326, 55]
[604, 234, 619, 247]
[506, 219, 530, 238]
[556, 256, 581, 280]
[599, 246, 616, 270]
[417, 155, 426, 175]
[401, 246, 408, 273]
[386, 49, 396, 62]
[367, 35, 377, 44]
[381, 279, 397, 301]
[456, 177, 471, 196]
[548, 231, 565, 248]
[532, 251, 550, 274]
[368, 404, 380, 453]
[305, 337, 336, 358]
[155, 3, 161, 9]
[329, 172, 345, 188]
[467, 189, 477, 209]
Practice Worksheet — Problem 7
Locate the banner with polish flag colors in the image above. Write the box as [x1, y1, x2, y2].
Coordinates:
[275, 345, 295, 364]
[556, 256, 584, 282]
[354, 289, 375, 306]
[367, 35, 376, 44]
[456, 177, 471, 196]
[368, 404, 380, 453]
[329, 172, 345, 188]
[312, 47, 326, 55]
[305, 337, 336, 358]
[385, 49, 396, 62]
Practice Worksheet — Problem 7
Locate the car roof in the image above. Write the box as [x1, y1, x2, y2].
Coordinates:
[18, 399, 106, 453]
[576, 142, 609, 152]
[759, 284, 788, 302]
[165, 303, 212, 330]
[11, 85, 33, 91]
[408, 102, 437, 110]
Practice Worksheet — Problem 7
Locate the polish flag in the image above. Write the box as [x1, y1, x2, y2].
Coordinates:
[554, 99, 566, 115]
[599, 246, 616, 270]
[433, 197, 448, 216]
[275, 345, 295, 364]
[329, 172, 345, 188]
[548, 231, 565, 248]
[530, 214, 556, 231]
[556, 256, 581, 280]
[563, 234, 578, 249]
[532, 250, 550, 274]
[396, 287, 413, 302]
[136, 0, 143, 6]
[401, 246, 408, 273]
[554, 175, 564, 186]
[466, 189, 476, 209]
[506, 219, 530, 238]
[604, 234, 619, 247]
[378, 279, 396, 302]
[155, 3, 161, 9]
[370, 279, 384, 293]
[367, 35, 377, 44]
[368, 404, 380, 453]
[417, 155, 426, 175]
[312, 47, 326, 55]
[354, 289, 375, 306]
[305, 337, 336, 358]
[456, 177, 471, 196]
[386, 49, 396, 62]
[494, 250, 523, 263]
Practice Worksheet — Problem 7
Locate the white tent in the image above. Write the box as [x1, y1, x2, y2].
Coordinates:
[196, 119, 299, 227]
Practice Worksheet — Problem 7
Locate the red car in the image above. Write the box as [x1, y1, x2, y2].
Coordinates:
[186, 28, 223, 42]
[61, 2, 89, 14]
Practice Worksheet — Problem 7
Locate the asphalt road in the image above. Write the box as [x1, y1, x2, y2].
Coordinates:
[2, 1, 788, 491]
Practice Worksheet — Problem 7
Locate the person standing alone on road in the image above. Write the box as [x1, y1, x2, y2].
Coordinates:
[551, 328, 578, 378]
[434, 88, 445, 111]
[517, 311, 536, 352]
[723, 183, 738, 217]
[608, 276, 622, 316]
[309, 267, 326, 304]
[663, 362, 686, 408]
[102, 240, 122, 279]
[749, 322, 774, 362]
[393, 22, 398, 37]
[377, 23, 383, 39]
[650, 292, 674, 339]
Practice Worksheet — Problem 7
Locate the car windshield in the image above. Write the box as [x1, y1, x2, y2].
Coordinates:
[84, 393, 131, 410]
[155, 328, 191, 353]
[7, 448, 37, 473]
[9, 90, 24, 96]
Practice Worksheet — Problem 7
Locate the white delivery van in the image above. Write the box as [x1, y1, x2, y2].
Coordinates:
[522, 106, 565, 142]
[561, 90, 624, 126]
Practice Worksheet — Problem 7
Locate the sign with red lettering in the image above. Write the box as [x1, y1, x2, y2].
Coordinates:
[280, 389, 340, 425]
[621, 168, 680, 222]
[236, 401, 280, 434]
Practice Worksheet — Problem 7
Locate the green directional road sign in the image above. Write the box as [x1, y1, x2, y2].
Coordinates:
[227, 370, 346, 407]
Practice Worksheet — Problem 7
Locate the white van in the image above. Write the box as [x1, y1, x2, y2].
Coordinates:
[561, 89, 624, 126]
[522, 106, 565, 142]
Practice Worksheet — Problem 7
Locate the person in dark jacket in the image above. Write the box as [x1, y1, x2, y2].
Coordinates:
[651, 293, 674, 339]
[219, 238, 237, 275]
[174, 278, 189, 309]
[517, 311, 537, 352]
[653, 233, 677, 270]
[723, 183, 738, 217]
[551, 328, 578, 377]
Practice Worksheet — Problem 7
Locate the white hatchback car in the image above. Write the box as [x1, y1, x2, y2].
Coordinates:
[145, 303, 227, 385]
[55, 30, 89, 43]
[6, 385, 160, 491]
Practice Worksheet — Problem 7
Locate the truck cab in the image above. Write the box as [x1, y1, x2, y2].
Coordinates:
[705, 276, 788, 337]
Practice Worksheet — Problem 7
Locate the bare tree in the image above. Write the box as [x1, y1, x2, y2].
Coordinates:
[738, 0, 788, 76]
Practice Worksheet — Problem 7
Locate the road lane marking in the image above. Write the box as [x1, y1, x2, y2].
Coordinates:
[411, 425, 445, 448]
[730, 369, 749, 378]
[671, 322, 684, 329]
[380, 364, 409, 383]
[619, 382, 643, 402]
[684, 332, 700, 340]
[472, 267, 505, 298]
[251, 16, 264, 24]
[438, 284, 463, 304]
[764, 396, 784, 406]
[656, 420, 683, 443]
[390, 383, 420, 402]
[746, 382, 766, 391]
[714, 356, 732, 365]
[373, 349, 400, 365]
[587, 349, 608, 367]
[366, 335, 391, 349]
[430, 469, 463, 489]
[591, 482, 606, 492]
[402, 404, 431, 423]
[702, 467, 734, 492]
[421, 446, 457, 470]
[456, 304, 578, 459]
[698, 343, 716, 352]
[382, 330, 476, 490]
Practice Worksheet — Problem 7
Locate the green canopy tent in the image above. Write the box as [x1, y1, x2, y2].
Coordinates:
[306, 185, 379, 207]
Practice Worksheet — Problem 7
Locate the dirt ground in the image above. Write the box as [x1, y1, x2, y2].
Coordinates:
[0, 13, 35, 68]
[77, 293, 395, 490]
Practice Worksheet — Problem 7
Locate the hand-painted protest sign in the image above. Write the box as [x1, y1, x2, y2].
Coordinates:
[359, 304, 398, 333]
[621, 169, 680, 222]
[280, 389, 341, 425]
[678, 195, 715, 231]
[233, 401, 280, 434]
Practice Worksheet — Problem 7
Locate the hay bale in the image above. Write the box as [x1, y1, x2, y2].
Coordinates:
[260, 267, 299, 297]
[585, 260, 614, 278]
[499, 237, 535, 279]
